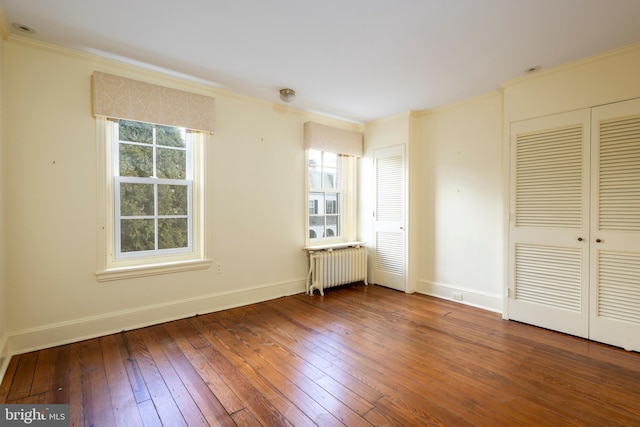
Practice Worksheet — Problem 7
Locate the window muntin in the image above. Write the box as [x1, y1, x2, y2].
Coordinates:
[308, 149, 343, 241]
[114, 120, 193, 259]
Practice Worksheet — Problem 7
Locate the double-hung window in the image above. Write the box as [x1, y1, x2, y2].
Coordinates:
[95, 117, 208, 281]
[304, 122, 362, 246]
[114, 120, 192, 258]
[308, 150, 343, 240]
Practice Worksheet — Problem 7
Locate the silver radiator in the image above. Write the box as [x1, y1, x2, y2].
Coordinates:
[306, 246, 368, 296]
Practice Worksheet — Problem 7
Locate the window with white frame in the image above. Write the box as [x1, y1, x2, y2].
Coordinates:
[307, 149, 359, 245]
[114, 119, 193, 258]
[95, 117, 208, 281]
[308, 149, 343, 241]
[303, 121, 362, 246]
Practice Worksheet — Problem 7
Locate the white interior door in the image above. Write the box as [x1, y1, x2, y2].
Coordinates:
[589, 98, 640, 351]
[374, 144, 406, 291]
[508, 110, 591, 338]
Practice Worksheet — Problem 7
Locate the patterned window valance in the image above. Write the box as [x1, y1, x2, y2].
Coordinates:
[304, 122, 363, 157]
[92, 71, 215, 132]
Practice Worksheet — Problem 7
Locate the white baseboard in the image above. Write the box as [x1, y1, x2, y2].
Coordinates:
[7, 279, 306, 356]
[416, 280, 502, 313]
[0, 331, 9, 386]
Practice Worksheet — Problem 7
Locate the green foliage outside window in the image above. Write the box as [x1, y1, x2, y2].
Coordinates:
[120, 120, 153, 143]
[117, 120, 190, 255]
[121, 219, 155, 252]
[159, 218, 188, 249]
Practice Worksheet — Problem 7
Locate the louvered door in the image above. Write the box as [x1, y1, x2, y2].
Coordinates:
[589, 98, 640, 351]
[373, 144, 406, 291]
[508, 110, 591, 338]
[509, 100, 640, 351]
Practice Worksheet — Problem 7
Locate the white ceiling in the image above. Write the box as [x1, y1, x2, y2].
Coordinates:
[2, 0, 640, 123]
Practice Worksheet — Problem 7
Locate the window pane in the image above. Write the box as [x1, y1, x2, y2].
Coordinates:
[308, 150, 322, 188]
[309, 169, 321, 188]
[308, 199, 317, 215]
[326, 215, 340, 237]
[308, 149, 322, 166]
[309, 216, 325, 226]
[119, 144, 153, 177]
[121, 219, 155, 252]
[326, 193, 340, 214]
[323, 168, 338, 189]
[120, 183, 154, 216]
[119, 120, 152, 144]
[309, 215, 325, 239]
[158, 184, 188, 216]
[323, 151, 338, 168]
[157, 147, 186, 179]
[309, 192, 324, 214]
[157, 125, 186, 148]
[158, 218, 188, 249]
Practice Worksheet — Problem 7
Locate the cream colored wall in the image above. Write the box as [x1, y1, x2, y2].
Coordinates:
[2, 37, 357, 353]
[417, 92, 504, 311]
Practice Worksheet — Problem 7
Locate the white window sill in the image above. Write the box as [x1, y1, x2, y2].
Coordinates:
[96, 258, 212, 282]
[303, 241, 366, 251]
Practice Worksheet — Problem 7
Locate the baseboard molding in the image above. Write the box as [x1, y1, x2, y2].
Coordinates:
[0, 331, 9, 386]
[416, 280, 502, 313]
[7, 279, 306, 356]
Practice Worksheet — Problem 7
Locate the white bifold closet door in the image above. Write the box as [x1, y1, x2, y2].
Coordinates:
[509, 110, 591, 339]
[509, 98, 640, 351]
[589, 98, 640, 351]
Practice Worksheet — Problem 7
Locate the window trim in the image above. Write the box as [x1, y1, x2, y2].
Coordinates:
[95, 117, 210, 281]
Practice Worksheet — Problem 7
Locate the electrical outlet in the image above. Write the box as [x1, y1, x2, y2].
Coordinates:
[215, 262, 223, 274]
[452, 291, 463, 301]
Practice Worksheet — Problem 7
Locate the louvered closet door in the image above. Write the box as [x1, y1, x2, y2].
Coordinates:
[508, 110, 591, 338]
[589, 98, 640, 351]
[373, 144, 406, 291]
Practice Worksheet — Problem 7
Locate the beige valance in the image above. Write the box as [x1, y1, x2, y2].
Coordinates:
[92, 71, 215, 132]
[304, 122, 363, 157]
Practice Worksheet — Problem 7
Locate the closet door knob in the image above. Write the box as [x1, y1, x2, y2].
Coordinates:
[578, 237, 583, 241]
[596, 239, 602, 243]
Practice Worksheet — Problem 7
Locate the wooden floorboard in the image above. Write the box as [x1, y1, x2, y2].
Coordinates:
[2, 284, 640, 426]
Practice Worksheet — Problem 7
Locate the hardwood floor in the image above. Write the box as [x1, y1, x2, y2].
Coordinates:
[1, 284, 639, 426]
